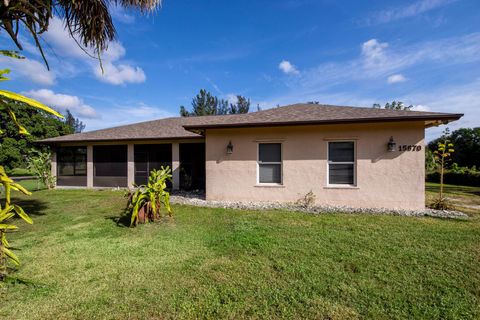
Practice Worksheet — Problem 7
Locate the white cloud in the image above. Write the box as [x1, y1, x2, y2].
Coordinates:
[368, 0, 456, 24]
[279, 60, 300, 75]
[412, 104, 430, 111]
[23, 89, 98, 118]
[292, 33, 480, 92]
[362, 39, 389, 67]
[94, 62, 146, 85]
[43, 17, 90, 59]
[38, 17, 146, 85]
[110, 5, 136, 24]
[0, 55, 56, 85]
[387, 74, 407, 84]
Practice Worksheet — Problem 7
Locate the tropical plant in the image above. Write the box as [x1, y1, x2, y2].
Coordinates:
[126, 167, 173, 227]
[28, 149, 56, 190]
[0, 51, 63, 280]
[430, 128, 455, 210]
[0, 166, 33, 280]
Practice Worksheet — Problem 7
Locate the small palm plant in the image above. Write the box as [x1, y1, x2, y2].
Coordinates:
[431, 128, 455, 210]
[126, 167, 173, 227]
[0, 166, 33, 280]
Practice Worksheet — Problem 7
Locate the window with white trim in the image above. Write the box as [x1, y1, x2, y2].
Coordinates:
[258, 143, 282, 184]
[328, 141, 355, 185]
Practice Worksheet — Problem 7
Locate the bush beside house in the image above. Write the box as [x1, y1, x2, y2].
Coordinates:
[427, 166, 480, 187]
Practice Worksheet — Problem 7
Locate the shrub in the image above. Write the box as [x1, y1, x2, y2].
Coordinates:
[427, 168, 480, 187]
[125, 167, 173, 227]
[28, 149, 56, 189]
[428, 197, 453, 211]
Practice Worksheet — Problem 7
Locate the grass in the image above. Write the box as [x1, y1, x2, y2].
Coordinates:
[426, 182, 480, 215]
[6, 168, 34, 177]
[0, 188, 479, 319]
[16, 179, 46, 192]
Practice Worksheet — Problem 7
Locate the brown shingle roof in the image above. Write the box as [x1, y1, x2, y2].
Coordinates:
[183, 103, 463, 130]
[39, 103, 462, 143]
[39, 117, 203, 143]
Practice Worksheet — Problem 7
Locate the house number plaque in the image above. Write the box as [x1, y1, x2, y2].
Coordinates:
[398, 145, 422, 152]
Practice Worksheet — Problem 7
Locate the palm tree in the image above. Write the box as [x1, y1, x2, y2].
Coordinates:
[0, 0, 162, 68]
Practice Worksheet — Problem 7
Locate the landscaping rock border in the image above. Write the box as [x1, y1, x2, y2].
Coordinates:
[170, 191, 468, 219]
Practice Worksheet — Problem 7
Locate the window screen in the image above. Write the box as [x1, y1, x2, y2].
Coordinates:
[258, 143, 281, 184]
[328, 141, 355, 185]
[134, 144, 172, 185]
[57, 147, 87, 176]
[93, 145, 127, 177]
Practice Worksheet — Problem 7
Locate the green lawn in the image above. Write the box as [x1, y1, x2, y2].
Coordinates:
[1, 189, 479, 319]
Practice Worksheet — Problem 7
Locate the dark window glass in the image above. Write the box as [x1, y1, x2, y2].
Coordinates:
[328, 141, 355, 185]
[259, 143, 281, 163]
[258, 143, 281, 184]
[179, 143, 205, 190]
[134, 144, 172, 185]
[329, 164, 354, 185]
[328, 142, 354, 162]
[259, 164, 281, 183]
[57, 147, 87, 176]
[93, 145, 127, 177]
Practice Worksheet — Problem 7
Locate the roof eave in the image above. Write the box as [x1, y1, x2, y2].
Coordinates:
[36, 135, 203, 145]
[182, 114, 464, 131]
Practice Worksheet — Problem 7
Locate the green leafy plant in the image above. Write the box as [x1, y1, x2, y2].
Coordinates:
[28, 149, 56, 190]
[430, 128, 455, 210]
[0, 167, 33, 280]
[0, 51, 62, 280]
[126, 167, 173, 227]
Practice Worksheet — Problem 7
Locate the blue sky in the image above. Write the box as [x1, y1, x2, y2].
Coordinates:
[2, 0, 479, 140]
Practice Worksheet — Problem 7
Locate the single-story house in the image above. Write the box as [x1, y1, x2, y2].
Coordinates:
[40, 103, 462, 210]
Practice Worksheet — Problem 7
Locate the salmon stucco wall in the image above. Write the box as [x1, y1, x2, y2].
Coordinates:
[205, 121, 426, 210]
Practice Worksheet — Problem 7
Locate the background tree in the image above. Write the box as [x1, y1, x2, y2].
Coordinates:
[64, 109, 86, 134]
[0, 100, 71, 171]
[180, 89, 250, 116]
[373, 101, 413, 110]
[229, 95, 250, 114]
[180, 89, 219, 117]
[428, 127, 479, 169]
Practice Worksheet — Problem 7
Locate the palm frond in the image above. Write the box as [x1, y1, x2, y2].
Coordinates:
[116, 0, 162, 11]
[0, 0, 162, 68]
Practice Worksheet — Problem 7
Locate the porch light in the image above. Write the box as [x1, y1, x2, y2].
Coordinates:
[226, 141, 234, 154]
[387, 136, 396, 152]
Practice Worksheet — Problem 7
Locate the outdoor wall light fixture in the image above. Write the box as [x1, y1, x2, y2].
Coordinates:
[226, 141, 234, 154]
[387, 136, 396, 152]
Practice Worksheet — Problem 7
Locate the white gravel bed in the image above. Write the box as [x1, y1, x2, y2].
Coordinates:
[170, 192, 468, 219]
